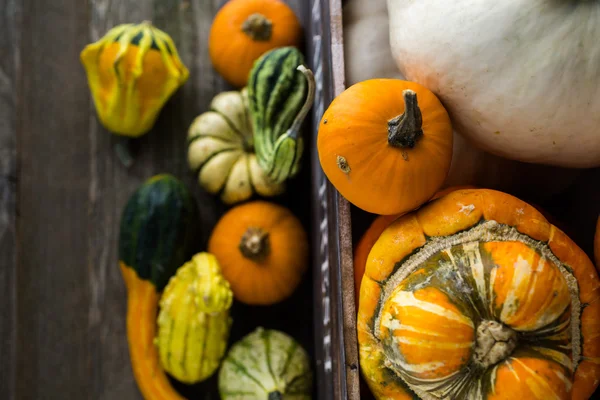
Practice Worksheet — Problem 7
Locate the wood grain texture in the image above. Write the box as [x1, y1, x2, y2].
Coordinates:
[11, 0, 316, 399]
[17, 0, 92, 398]
[0, 1, 20, 399]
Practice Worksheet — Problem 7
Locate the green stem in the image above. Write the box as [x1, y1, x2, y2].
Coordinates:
[286, 65, 316, 139]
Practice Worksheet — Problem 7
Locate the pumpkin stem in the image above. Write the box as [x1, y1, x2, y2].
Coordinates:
[387, 90, 424, 149]
[239, 227, 270, 261]
[242, 13, 273, 41]
[473, 320, 518, 368]
[286, 65, 316, 140]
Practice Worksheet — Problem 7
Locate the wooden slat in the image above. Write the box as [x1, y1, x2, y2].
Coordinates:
[0, 1, 20, 398]
[17, 0, 92, 398]
[326, 0, 361, 399]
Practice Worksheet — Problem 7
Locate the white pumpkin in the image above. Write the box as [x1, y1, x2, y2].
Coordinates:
[343, 0, 581, 200]
[187, 88, 285, 204]
[342, 0, 402, 84]
[387, 0, 600, 168]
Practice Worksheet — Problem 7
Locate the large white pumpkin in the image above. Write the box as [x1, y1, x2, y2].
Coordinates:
[387, 0, 600, 168]
[343, 0, 581, 199]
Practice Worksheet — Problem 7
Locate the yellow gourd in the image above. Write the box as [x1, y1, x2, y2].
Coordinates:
[80, 21, 189, 138]
[156, 252, 233, 384]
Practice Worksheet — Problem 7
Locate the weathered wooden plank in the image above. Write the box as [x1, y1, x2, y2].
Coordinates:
[85, 1, 153, 397]
[17, 0, 92, 398]
[0, 1, 20, 399]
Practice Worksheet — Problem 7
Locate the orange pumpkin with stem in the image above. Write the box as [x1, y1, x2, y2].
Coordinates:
[208, 201, 308, 305]
[318, 79, 453, 215]
[209, 0, 302, 88]
[358, 188, 600, 400]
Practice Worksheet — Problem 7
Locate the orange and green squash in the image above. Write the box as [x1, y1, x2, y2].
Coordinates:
[209, 0, 302, 88]
[358, 188, 600, 399]
[353, 185, 476, 308]
[318, 79, 453, 215]
[118, 174, 199, 400]
[208, 200, 308, 305]
[80, 22, 189, 138]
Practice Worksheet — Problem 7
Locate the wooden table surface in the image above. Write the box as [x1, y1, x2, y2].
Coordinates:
[0, 0, 318, 399]
[2, 0, 599, 399]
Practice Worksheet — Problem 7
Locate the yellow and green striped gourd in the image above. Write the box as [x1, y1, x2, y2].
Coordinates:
[156, 252, 233, 384]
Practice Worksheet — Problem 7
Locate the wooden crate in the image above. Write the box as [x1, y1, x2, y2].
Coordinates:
[0, 0, 351, 398]
[333, 3, 600, 400]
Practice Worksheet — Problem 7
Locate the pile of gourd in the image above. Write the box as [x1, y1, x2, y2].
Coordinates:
[332, 1, 600, 400]
[80, 0, 316, 399]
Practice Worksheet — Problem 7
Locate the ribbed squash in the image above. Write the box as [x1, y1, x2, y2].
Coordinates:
[208, 201, 308, 305]
[317, 79, 453, 215]
[358, 188, 600, 400]
[219, 327, 313, 399]
[353, 185, 476, 308]
[156, 252, 233, 384]
[248, 47, 315, 183]
[187, 88, 284, 204]
[80, 22, 189, 138]
[118, 174, 199, 400]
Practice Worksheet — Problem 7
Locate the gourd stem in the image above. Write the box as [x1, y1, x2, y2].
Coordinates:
[242, 13, 273, 41]
[115, 138, 134, 168]
[473, 320, 518, 368]
[387, 90, 423, 149]
[286, 65, 316, 140]
[239, 227, 270, 261]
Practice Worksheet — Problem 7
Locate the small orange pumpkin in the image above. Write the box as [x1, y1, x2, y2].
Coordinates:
[358, 188, 600, 400]
[318, 79, 453, 215]
[208, 0, 302, 88]
[353, 185, 476, 308]
[208, 201, 308, 305]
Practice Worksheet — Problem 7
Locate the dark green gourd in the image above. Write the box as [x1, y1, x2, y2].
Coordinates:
[118, 174, 199, 291]
[248, 47, 315, 184]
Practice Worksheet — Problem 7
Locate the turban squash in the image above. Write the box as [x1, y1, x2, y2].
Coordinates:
[357, 188, 600, 400]
[353, 185, 476, 308]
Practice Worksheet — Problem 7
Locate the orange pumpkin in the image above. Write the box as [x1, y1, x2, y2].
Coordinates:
[353, 185, 476, 307]
[208, 0, 302, 88]
[358, 188, 600, 400]
[318, 79, 453, 215]
[208, 201, 308, 305]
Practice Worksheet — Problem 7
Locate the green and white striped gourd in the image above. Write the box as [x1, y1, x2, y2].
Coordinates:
[156, 252, 233, 384]
[219, 327, 313, 400]
[248, 47, 315, 184]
